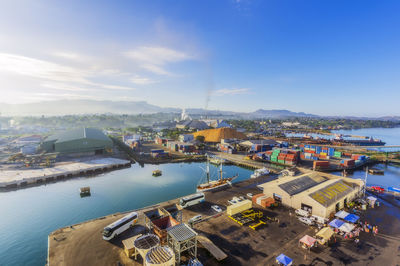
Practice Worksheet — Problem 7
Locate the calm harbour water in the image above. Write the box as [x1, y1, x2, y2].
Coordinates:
[0, 162, 252, 266]
[1, 127, 400, 266]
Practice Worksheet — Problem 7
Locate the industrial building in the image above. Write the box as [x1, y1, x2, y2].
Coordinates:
[192, 127, 247, 143]
[259, 172, 364, 218]
[40, 128, 113, 155]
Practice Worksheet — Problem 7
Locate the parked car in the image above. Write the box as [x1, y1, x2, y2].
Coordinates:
[228, 199, 238, 205]
[211, 205, 222, 213]
[298, 217, 314, 226]
[188, 215, 202, 224]
[295, 209, 310, 217]
[246, 193, 253, 199]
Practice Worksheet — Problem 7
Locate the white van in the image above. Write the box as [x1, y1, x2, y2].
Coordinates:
[295, 209, 310, 217]
[298, 217, 314, 226]
[310, 215, 328, 224]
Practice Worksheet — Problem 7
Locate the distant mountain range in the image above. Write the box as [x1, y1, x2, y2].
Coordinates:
[0, 100, 398, 120]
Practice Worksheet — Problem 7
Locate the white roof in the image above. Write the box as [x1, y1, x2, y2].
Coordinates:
[334, 210, 349, 219]
[339, 222, 355, 233]
[367, 196, 377, 201]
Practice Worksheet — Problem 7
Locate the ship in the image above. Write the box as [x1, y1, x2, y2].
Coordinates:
[332, 136, 385, 146]
[196, 155, 238, 192]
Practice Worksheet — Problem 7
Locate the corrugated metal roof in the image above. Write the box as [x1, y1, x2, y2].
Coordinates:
[309, 180, 353, 207]
[167, 223, 197, 242]
[278, 175, 326, 196]
[45, 128, 111, 143]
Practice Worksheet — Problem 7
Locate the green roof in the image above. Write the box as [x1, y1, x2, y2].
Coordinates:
[45, 128, 111, 143]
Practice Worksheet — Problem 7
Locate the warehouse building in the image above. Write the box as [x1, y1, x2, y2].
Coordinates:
[192, 127, 247, 143]
[40, 128, 113, 155]
[259, 172, 364, 218]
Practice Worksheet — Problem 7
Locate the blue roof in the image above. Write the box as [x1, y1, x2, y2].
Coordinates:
[329, 219, 345, 228]
[344, 214, 360, 223]
[276, 254, 292, 265]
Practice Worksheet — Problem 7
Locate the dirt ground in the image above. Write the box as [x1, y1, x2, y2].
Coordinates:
[48, 178, 400, 266]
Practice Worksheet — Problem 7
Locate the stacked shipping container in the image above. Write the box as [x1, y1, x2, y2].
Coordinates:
[266, 148, 299, 166]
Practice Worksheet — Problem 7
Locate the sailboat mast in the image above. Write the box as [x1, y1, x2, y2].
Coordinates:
[206, 154, 210, 184]
[220, 161, 223, 181]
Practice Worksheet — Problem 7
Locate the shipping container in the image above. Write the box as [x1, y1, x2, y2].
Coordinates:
[259, 197, 275, 208]
[313, 161, 330, 169]
[252, 193, 265, 204]
[227, 200, 252, 216]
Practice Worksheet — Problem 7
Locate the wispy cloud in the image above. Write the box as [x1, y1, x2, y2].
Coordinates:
[0, 52, 137, 92]
[213, 88, 251, 96]
[130, 75, 157, 85]
[125, 46, 194, 76]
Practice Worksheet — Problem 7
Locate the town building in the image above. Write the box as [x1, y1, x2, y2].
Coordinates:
[179, 134, 194, 143]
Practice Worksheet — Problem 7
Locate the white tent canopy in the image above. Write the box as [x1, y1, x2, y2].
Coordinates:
[339, 222, 355, 233]
[335, 210, 349, 219]
[367, 196, 377, 201]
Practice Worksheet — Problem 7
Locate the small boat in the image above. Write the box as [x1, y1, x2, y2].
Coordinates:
[251, 167, 270, 179]
[80, 186, 91, 197]
[368, 168, 384, 175]
[197, 155, 237, 192]
[152, 170, 162, 176]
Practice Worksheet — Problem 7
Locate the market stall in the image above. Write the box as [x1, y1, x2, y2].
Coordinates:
[299, 235, 317, 249]
[276, 253, 293, 266]
[316, 227, 334, 245]
[334, 210, 349, 219]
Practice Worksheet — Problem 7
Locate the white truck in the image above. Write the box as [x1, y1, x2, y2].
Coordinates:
[295, 209, 310, 217]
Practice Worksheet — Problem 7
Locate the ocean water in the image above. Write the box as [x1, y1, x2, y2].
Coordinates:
[0, 162, 252, 266]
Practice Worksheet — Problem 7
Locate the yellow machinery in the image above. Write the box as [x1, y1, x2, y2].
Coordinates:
[241, 209, 263, 219]
[249, 220, 266, 230]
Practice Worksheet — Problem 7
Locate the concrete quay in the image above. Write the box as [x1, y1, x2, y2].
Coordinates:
[0, 157, 131, 189]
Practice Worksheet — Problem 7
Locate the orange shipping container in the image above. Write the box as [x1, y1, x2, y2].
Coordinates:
[260, 197, 275, 208]
[252, 193, 265, 204]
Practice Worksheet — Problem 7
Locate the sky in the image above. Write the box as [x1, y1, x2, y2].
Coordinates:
[0, 0, 400, 117]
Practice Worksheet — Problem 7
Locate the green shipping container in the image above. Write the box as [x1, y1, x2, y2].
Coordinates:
[278, 159, 285, 164]
[271, 158, 278, 162]
[334, 151, 342, 157]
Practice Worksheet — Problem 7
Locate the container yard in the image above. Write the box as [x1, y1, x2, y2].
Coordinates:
[48, 176, 400, 266]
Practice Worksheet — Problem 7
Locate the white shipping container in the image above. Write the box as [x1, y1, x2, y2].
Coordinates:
[256, 196, 268, 205]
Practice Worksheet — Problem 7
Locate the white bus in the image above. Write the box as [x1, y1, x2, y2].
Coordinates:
[179, 193, 205, 208]
[102, 212, 138, 241]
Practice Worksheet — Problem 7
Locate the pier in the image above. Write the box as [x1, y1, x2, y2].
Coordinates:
[0, 157, 131, 189]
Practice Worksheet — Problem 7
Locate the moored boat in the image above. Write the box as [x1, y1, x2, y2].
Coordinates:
[197, 155, 237, 192]
[251, 167, 270, 179]
[152, 170, 162, 176]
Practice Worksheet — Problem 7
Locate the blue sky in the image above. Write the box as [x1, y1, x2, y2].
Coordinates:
[0, 0, 399, 116]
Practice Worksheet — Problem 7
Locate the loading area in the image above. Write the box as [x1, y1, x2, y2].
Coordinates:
[48, 178, 400, 266]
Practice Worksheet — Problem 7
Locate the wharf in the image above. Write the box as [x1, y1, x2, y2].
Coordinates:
[0, 157, 131, 189]
[47, 177, 400, 266]
[212, 152, 284, 173]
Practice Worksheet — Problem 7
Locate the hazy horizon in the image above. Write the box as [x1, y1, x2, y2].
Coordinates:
[1, 1, 400, 116]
